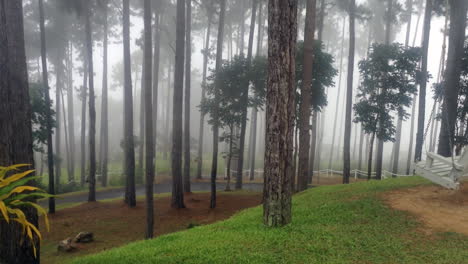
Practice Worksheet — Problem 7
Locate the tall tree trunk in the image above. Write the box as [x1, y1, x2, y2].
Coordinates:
[123, 0, 136, 207]
[248, 0, 264, 181]
[239, 0, 245, 54]
[437, 0, 467, 157]
[139, 43, 145, 185]
[172, 0, 186, 209]
[210, 0, 226, 209]
[343, 0, 355, 184]
[183, 0, 192, 193]
[143, 0, 155, 239]
[196, 8, 213, 180]
[297, 0, 316, 192]
[38, 0, 55, 214]
[0, 2, 38, 262]
[164, 65, 172, 160]
[414, 0, 432, 163]
[80, 58, 88, 187]
[55, 57, 62, 191]
[391, 0, 412, 175]
[100, 0, 109, 187]
[67, 42, 75, 182]
[236, 0, 258, 190]
[263, 0, 297, 227]
[292, 125, 298, 191]
[357, 129, 364, 171]
[152, 4, 160, 162]
[85, 5, 97, 202]
[60, 89, 71, 184]
[226, 128, 233, 191]
[375, 0, 394, 179]
[328, 17, 345, 170]
[367, 133, 375, 180]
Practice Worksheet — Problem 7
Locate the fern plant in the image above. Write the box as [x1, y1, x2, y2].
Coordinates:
[0, 164, 52, 257]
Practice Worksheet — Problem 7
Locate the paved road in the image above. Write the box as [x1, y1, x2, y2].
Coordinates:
[40, 182, 263, 208]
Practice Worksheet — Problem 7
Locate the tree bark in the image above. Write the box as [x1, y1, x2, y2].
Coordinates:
[414, 0, 432, 162]
[375, 0, 394, 180]
[343, 0, 356, 184]
[263, 0, 297, 227]
[172, 0, 186, 209]
[236, 0, 258, 190]
[183, 0, 192, 193]
[0, 0, 39, 262]
[85, 4, 97, 202]
[143, 0, 155, 239]
[139, 43, 145, 185]
[152, 4, 160, 167]
[123, 0, 136, 207]
[196, 7, 213, 180]
[67, 41, 75, 182]
[100, 0, 109, 187]
[437, 0, 467, 157]
[80, 58, 88, 187]
[248, 0, 264, 181]
[327, 17, 346, 170]
[391, 0, 412, 175]
[38, 0, 56, 213]
[55, 53, 62, 192]
[297, 0, 316, 192]
[367, 133, 375, 180]
[210, 0, 226, 209]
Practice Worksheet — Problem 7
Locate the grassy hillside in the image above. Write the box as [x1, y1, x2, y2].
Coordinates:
[71, 177, 468, 264]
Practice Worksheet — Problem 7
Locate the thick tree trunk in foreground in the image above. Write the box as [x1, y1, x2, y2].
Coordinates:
[100, 0, 109, 187]
[196, 8, 213, 180]
[343, 0, 356, 184]
[183, 0, 192, 193]
[236, 0, 257, 190]
[438, 0, 467, 157]
[123, 0, 136, 207]
[38, 0, 56, 213]
[0, 1, 38, 262]
[80, 59, 88, 187]
[85, 5, 97, 202]
[172, 0, 186, 209]
[297, 0, 316, 192]
[414, 0, 432, 162]
[210, 0, 226, 209]
[263, 0, 297, 227]
[143, 0, 155, 239]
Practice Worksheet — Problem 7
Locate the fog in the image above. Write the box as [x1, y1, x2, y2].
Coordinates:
[23, 0, 454, 187]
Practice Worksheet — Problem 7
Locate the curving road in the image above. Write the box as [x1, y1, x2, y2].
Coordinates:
[40, 181, 264, 208]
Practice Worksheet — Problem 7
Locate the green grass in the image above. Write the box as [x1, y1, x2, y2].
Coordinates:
[70, 177, 468, 264]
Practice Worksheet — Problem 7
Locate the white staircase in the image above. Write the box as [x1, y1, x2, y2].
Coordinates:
[415, 148, 467, 189]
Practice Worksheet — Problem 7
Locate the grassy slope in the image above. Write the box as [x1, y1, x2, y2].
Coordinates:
[71, 177, 468, 264]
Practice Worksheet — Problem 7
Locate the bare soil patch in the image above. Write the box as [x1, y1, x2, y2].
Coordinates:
[40, 192, 261, 264]
[384, 184, 468, 236]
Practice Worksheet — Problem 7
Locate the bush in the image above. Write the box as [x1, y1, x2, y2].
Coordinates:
[0, 164, 52, 257]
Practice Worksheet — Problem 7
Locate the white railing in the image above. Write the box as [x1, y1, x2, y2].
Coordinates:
[227, 168, 412, 180]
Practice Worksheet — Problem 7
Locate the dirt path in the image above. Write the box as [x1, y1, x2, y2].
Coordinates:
[40, 181, 263, 208]
[40, 192, 262, 264]
[384, 184, 468, 236]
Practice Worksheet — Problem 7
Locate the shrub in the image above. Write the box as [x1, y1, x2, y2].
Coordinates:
[0, 164, 52, 257]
